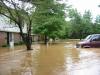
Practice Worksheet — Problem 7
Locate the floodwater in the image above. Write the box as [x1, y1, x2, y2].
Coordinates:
[0, 41, 100, 75]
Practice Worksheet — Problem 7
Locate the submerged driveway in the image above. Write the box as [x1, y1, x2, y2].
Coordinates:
[0, 41, 100, 75]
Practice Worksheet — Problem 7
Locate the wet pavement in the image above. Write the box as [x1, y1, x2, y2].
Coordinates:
[0, 41, 100, 75]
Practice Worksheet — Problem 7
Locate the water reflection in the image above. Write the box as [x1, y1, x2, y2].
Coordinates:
[0, 41, 100, 75]
[35, 44, 67, 75]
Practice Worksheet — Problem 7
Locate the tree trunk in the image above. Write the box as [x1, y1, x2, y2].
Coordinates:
[19, 32, 32, 50]
[24, 35, 33, 50]
[44, 35, 48, 44]
[26, 43, 32, 50]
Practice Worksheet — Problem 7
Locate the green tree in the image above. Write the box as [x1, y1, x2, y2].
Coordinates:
[33, 0, 67, 44]
[93, 15, 100, 34]
[0, 0, 34, 50]
[68, 9, 93, 39]
[63, 21, 72, 39]
[81, 10, 93, 37]
[68, 9, 83, 39]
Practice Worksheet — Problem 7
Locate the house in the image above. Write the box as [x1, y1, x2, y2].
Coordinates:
[0, 15, 27, 47]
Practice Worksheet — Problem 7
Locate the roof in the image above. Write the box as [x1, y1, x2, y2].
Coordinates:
[0, 15, 27, 33]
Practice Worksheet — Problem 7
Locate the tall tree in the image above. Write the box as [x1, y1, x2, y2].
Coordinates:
[68, 9, 93, 39]
[93, 15, 100, 34]
[33, 0, 67, 44]
[82, 10, 93, 37]
[0, 0, 34, 50]
[68, 9, 83, 39]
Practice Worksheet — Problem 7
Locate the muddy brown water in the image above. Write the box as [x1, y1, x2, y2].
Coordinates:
[0, 41, 100, 75]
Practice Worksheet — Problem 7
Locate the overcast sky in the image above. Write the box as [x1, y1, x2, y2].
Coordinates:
[67, 0, 100, 19]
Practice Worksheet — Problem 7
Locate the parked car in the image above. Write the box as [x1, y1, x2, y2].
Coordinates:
[76, 34, 100, 48]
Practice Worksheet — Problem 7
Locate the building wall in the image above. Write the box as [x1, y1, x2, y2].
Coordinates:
[14, 33, 22, 43]
[0, 32, 7, 46]
[31, 34, 45, 42]
[0, 15, 27, 47]
[0, 32, 22, 47]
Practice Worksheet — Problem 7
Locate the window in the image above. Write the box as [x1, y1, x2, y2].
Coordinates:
[92, 35, 100, 41]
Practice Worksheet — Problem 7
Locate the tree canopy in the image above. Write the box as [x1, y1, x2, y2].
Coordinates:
[32, 0, 68, 42]
[0, 0, 100, 45]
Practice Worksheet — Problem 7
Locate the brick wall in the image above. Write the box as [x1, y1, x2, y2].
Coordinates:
[0, 32, 22, 47]
[0, 32, 7, 46]
[14, 33, 22, 43]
